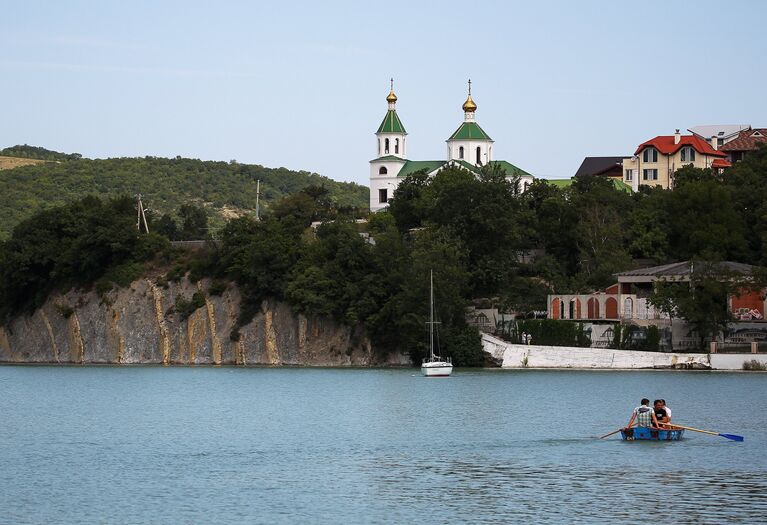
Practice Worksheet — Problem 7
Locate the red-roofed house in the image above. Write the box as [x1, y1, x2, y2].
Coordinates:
[720, 128, 767, 163]
[621, 129, 729, 191]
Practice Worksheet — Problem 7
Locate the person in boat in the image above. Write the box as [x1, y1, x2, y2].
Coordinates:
[660, 399, 672, 421]
[625, 398, 659, 429]
[653, 399, 670, 427]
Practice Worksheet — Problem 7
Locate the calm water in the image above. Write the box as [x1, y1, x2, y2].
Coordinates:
[1, 367, 766, 524]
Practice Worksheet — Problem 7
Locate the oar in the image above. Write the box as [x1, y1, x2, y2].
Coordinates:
[665, 423, 743, 442]
[599, 427, 629, 439]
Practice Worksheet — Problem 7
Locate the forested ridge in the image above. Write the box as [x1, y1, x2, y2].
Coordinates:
[1, 146, 766, 362]
[0, 145, 368, 238]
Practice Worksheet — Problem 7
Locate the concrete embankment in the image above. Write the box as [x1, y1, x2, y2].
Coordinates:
[482, 333, 767, 371]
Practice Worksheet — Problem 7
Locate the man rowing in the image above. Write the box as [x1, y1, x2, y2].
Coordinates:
[625, 398, 660, 429]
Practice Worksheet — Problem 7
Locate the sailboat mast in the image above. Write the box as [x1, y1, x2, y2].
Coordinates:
[430, 270, 434, 360]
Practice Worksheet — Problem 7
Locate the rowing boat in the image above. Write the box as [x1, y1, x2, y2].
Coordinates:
[621, 427, 684, 441]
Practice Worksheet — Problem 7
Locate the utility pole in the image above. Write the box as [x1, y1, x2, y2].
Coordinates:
[255, 179, 261, 221]
[136, 193, 150, 233]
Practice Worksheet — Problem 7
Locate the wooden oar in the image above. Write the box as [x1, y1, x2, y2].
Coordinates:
[665, 423, 744, 442]
[599, 427, 629, 439]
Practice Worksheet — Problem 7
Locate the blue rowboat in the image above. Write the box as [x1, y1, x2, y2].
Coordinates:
[621, 427, 684, 441]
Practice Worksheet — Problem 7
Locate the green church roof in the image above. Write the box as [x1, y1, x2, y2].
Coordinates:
[486, 160, 532, 178]
[397, 160, 446, 178]
[377, 110, 406, 134]
[448, 122, 492, 141]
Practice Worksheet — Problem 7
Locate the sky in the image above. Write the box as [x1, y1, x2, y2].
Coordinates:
[2, 0, 766, 185]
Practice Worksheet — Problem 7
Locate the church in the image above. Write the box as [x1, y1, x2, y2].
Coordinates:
[369, 80, 534, 212]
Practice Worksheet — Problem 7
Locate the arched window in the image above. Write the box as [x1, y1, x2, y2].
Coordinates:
[476, 147, 482, 165]
[459, 146, 464, 159]
[378, 166, 387, 175]
[395, 138, 399, 154]
[384, 138, 390, 154]
[623, 298, 633, 319]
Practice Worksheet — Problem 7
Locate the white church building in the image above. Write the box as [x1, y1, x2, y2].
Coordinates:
[369, 80, 534, 212]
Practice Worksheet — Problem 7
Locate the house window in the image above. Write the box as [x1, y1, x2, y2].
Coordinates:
[681, 146, 695, 162]
[717, 138, 724, 147]
[643, 169, 658, 181]
[378, 188, 388, 204]
[378, 166, 387, 175]
[395, 138, 399, 154]
[459, 146, 464, 159]
[642, 148, 658, 162]
[625, 169, 633, 181]
[623, 298, 633, 319]
[384, 138, 390, 154]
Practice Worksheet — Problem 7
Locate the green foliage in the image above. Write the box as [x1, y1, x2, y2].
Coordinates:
[174, 292, 207, 320]
[0, 195, 144, 319]
[208, 279, 227, 296]
[0, 152, 368, 239]
[0, 144, 80, 161]
[649, 261, 753, 349]
[510, 319, 591, 347]
[443, 325, 484, 367]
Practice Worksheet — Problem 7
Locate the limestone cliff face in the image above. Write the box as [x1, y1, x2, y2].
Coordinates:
[0, 278, 410, 366]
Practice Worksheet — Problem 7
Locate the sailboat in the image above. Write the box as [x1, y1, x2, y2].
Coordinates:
[421, 270, 453, 377]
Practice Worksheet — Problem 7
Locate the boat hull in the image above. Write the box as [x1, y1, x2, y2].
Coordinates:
[621, 427, 684, 441]
[421, 362, 453, 377]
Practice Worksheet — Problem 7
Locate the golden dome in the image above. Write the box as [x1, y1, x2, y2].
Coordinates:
[386, 89, 398, 103]
[462, 94, 477, 112]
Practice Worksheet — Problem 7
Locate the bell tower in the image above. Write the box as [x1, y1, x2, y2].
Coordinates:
[375, 78, 407, 158]
[447, 79, 494, 166]
[370, 79, 408, 212]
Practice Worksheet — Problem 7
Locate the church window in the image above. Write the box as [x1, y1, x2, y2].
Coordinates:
[379, 166, 387, 175]
[378, 188, 388, 204]
[459, 146, 464, 159]
[476, 147, 482, 165]
[395, 138, 399, 154]
[384, 138, 390, 154]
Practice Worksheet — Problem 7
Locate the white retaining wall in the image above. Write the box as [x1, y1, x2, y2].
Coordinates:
[482, 333, 767, 370]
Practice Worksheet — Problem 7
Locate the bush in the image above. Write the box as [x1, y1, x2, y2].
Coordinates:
[444, 326, 484, 367]
[510, 319, 590, 347]
[174, 292, 207, 320]
[208, 279, 227, 296]
[743, 359, 767, 371]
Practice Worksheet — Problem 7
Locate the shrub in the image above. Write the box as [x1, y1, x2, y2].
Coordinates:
[174, 291, 207, 320]
[511, 319, 590, 347]
[208, 279, 227, 296]
[743, 359, 767, 371]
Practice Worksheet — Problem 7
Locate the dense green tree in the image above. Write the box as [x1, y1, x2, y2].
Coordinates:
[178, 204, 209, 240]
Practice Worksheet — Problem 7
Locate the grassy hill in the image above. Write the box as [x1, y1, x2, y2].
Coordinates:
[0, 145, 369, 238]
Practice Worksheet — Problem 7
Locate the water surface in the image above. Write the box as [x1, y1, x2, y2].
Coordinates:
[1, 367, 765, 524]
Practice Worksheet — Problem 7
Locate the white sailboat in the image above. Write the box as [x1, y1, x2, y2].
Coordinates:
[421, 270, 453, 377]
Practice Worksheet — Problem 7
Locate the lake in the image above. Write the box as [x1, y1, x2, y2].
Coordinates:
[1, 366, 766, 524]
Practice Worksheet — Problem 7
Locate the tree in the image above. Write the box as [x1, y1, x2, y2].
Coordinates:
[649, 261, 753, 349]
[178, 204, 209, 240]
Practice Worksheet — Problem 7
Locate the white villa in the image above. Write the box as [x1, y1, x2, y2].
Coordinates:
[369, 80, 534, 212]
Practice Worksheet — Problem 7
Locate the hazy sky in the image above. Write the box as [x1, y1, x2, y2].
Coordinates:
[3, 1, 766, 185]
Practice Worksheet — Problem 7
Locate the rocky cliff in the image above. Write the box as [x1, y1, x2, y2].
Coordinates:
[0, 278, 410, 366]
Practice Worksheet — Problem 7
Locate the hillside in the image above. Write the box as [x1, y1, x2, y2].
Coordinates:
[0, 145, 369, 238]
[0, 156, 46, 170]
